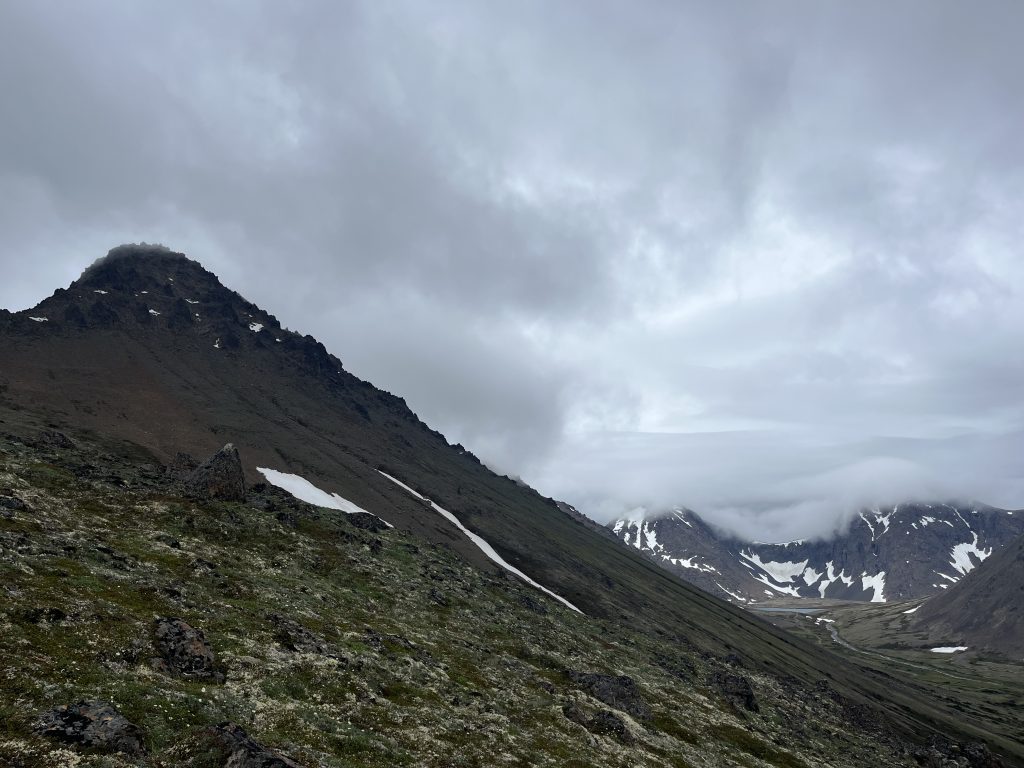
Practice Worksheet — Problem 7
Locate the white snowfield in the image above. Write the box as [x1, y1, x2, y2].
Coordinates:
[378, 470, 584, 615]
[249, 322, 264, 332]
[257, 468, 392, 528]
[29, 316, 48, 322]
[930, 646, 968, 654]
[949, 532, 992, 576]
[860, 571, 887, 602]
[902, 604, 921, 614]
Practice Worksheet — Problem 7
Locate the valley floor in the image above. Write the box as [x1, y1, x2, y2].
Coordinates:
[751, 599, 1024, 762]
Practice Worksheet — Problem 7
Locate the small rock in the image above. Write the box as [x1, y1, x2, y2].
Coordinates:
[153, 617, 224, 681]
[34, 700, 146, 756]
[567, 671, 651, 721]
[184, 444, 246, 501]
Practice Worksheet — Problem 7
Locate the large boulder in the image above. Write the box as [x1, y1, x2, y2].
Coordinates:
[34, 700, 146, 756]
[153, 617, 225, 682]
[185, 444, 246, 501]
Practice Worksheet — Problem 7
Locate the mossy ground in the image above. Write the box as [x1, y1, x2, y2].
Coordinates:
[0, 434, 921, 767]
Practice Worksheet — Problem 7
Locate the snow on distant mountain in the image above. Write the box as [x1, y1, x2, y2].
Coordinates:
[608, 502, 1024, 605]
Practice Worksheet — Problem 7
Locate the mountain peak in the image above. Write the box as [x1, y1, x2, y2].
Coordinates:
[74, 243, 217, 294]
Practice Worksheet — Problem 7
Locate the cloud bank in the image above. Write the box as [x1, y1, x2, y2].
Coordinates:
[1, 1, 1023, 539]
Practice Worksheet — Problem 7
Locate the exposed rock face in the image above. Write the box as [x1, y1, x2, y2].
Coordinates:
[206, 722, 304, 767]
[34, 700, 146, 756]
[912, 735, 1004, 768]
[708, 670, 758, 713]
[185, 444, 246, 501]
[153, 617, 224, 681]
[567, 672, 651, 722]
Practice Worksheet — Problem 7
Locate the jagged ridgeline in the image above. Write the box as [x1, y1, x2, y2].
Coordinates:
[0, 245, 1018, 766]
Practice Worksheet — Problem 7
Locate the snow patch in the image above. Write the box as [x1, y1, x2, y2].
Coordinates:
[902, 605, 921, 614]
[29, 316, 48, 322]
[148, 309, 160, 316]
[949, 532, 992, 576]
[930, 646, 968, 654]
[379, 471, 583, 614]
[93, 289, 108, 294]
[860, 571, 887, 602]
[739, 551, 808, 583]
[249, 322, 264, 333]
[258, 467, 391, 527]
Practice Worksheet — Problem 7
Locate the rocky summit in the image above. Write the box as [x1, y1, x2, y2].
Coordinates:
[0, 247, 1021, 767]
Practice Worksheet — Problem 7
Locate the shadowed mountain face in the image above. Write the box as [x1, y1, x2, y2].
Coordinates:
[911, 532, 1024, 659]
[1, 245, 1020, 763]
[610, 504, 1024, 605]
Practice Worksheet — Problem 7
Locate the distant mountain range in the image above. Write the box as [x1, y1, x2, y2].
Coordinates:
[609, 502, 1024, 604]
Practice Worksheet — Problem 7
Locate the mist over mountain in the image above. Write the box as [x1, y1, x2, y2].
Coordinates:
[4, 2, 1024, 543]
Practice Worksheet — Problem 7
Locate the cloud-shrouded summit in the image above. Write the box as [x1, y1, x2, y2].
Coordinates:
[2, 1, 1023, 541]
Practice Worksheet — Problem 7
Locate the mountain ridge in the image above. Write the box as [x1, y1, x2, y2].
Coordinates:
[609, 501, 1024, 605]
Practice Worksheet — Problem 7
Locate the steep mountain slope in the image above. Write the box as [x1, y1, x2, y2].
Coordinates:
[611, 503, 1024, 604]
[0, 431, 965, 768]
[0, 245, 1020, 763]
[910, 532, 1024, 659]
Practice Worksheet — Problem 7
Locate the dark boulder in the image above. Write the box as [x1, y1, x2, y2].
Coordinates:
[203, 722, 304, 767]
[34, 700, 146, 756]
[708, 670, 758, 713]
[185, 444, 246, 501]
[153, 617, 224, 681]
[567, 672, 651, 721]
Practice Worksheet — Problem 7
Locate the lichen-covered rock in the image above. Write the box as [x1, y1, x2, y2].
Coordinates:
[205, 722, 304, 767]
[34, 700, 146, 756]
[708, 670, 758, 713]
[567, 671, 651, 721]
[185, 443, 245, 501]
[153, 616, 225, 681]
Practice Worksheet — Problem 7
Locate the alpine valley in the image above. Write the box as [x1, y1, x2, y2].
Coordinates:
[0, 246, 1021, 767]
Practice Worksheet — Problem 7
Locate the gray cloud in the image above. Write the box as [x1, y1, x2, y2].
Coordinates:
[2, 1, 1023, 539]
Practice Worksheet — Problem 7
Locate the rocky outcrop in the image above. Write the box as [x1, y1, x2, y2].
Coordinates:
[34, 700, 146, 756]
[153, 617, 225, 681]
[567, 671, 651, 722]
[185, 444, 246, 501]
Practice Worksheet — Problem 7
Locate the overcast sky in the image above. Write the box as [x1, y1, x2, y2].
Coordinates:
[2, 1, 1023, 541]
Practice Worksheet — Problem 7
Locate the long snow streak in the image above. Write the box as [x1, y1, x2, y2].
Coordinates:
[257, 468, 392, 527]
[378, 471, 584, 615]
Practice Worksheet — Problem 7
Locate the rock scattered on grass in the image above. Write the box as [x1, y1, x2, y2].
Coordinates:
[567, 671, 652, 722]
[204, 722, 304, 767]
[34, 700, 146, 756]
[708, 670, 759, 713]
[153, 616, 225, 682]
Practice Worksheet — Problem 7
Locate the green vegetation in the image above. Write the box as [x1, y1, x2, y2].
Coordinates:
[0, 432, 924, 767]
